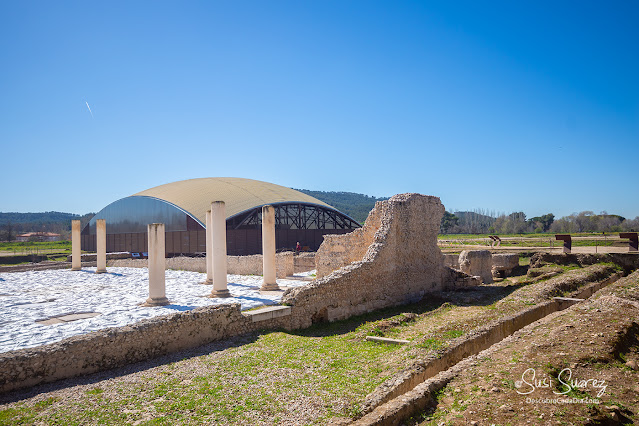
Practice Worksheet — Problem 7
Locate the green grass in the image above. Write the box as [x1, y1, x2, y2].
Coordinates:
[438, 233, 622, 248]
[0, 316, 410, 425]
[0, 241, 72, 256]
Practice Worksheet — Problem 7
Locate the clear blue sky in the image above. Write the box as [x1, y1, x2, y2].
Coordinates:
[1, 1, 637, 219]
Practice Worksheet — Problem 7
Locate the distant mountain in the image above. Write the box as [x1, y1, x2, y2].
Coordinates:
[0, 211, 81, 226]
[293, 189, 389, 224]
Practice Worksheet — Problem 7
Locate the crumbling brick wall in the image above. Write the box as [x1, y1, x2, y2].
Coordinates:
[283, 193, 475, 329]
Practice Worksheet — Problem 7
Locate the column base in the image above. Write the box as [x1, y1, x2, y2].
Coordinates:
[209, 289, 232, 298]
[95, 268, 107, 274]
[260, 283, 281, 292]
[71, 266, 81, 271]
[141, 297, 170, 307]
[200, 278, 213, 285]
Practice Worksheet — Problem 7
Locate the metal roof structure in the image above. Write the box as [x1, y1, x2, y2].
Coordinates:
[133, 177, 333, 225]
[82, 178, 360, 255]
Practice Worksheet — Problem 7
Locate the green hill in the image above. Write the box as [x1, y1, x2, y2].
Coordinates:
[293, 189, 388, 224]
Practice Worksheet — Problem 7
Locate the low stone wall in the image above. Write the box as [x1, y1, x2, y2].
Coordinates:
[227, 253, 294, 278]
[443, 254, 460, 270]
[68, 252, 131, 262]
[109, 253, 294, 278]
[0, 304, 292, 393]
[315, 210, 381, 279]
[294, 252, 316, 273]
[459, 250, 493, 283]
[283, 194, 477, 329]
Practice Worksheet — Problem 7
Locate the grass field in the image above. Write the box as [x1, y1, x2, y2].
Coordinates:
[437, 233, 625, 248]
[0, 241, 71, 260]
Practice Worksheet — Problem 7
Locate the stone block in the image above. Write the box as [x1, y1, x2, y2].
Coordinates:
[243, 305, 292, 322]
[459, 250, 493, 284]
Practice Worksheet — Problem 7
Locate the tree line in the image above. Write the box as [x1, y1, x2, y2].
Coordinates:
[0, 212, 94, 241]
[2, 193, 637, 242]
[440, 209, 639, 234]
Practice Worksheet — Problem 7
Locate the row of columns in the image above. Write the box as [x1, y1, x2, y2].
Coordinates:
[71, 219, 106, 273]
[70, 202, 280, 306]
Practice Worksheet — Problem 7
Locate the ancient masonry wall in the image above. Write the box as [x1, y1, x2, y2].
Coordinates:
[283, 194, 476, 329]
[315, 207, 382, 278]
[110, 253, 294, 279]
[0, 304, 292, 393]
[294, 252, 316, 273]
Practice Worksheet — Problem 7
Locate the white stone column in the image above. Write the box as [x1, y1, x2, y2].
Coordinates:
[144, 223, 169, 306]
[95, 219, 107, 274]
[202, 209, 214, 284]
[261, 205, 279, 291]
[209, 201, 231, 298]
[71, 220, 81, 271]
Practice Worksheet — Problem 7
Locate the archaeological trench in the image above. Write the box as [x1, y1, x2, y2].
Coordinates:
[1, 193, 638, 425]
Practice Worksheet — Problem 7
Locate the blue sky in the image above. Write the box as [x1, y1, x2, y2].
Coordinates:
[1, 1, 637, 219]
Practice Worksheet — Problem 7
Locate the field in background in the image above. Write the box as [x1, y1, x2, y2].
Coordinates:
[0, 241, 71, 262]
[438, 232, 631, 253]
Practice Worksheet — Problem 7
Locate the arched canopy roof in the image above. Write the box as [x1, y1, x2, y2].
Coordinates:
[132, 177, 335, 225]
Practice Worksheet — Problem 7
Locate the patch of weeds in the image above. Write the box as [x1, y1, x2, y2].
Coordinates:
[418, 338, 445, 351]
[442, 329, 464, 339]
[434, 386, 448, 403]
[85, 387, 104, 395]
[0, 406, 36, 425]
[34, 397, 58, 409]
[368, 326, 384, 337]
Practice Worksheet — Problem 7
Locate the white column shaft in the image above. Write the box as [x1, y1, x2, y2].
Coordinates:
[261, 205, 279, 290]
[71, 220, 81, 271]
[210, 201, 230, 297]
[96, 219, 107, 273]
[146, 223, 169, 306]
[205, 209, 214, 284]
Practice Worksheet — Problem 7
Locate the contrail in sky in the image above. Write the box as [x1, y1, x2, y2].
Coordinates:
[85, 101, 94, 118]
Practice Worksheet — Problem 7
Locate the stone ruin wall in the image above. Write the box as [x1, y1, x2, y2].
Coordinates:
[294, 252, 315, 273]
[109, 252, 295, 279]
[315, 205, 383, 278]
[283, 193, 478, 329]
[0, 304, 292, 394]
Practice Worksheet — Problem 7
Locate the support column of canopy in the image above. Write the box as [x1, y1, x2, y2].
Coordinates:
[71, 220, 81, 271]
[202, 209, 214, 284]
[261, 205, 280, 291]
[209, 201, 231, 298]
[143, 223, 169, 306]
[95, 219, 107, 274]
